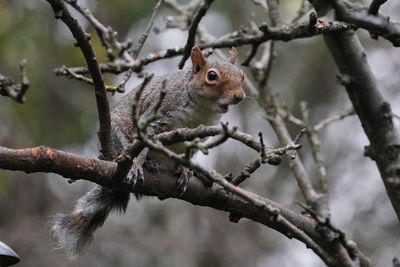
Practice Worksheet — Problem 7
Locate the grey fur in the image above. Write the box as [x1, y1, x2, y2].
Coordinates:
[50, 57, 244, 259]
[50, 186, 129, 259]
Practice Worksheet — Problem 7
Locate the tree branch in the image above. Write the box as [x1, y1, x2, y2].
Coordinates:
[178, 0, 214, 69]
[329, 0, 400, 46]
[266, 0, 281, 26]
[313, 0, 400, 222]
[368, 0, 387, 16]
[65, 0, 134, 63]
[0, 143, 373, 266]
[0, 60, 30, 103]
[314, 108, 355, 131]
[131, 0, 165, 59]
[300, 101, 329, 194]
[54, 18, 354, 77]
[46, 0, 115, 160]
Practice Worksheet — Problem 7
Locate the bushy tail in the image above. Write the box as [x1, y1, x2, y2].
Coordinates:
[50, 186, 130, 259]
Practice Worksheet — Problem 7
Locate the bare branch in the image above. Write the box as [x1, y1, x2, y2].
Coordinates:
[313, 0, 400, 222]
[230, 158, 261, 186]
[0, 144, 362, 266]
[368, 0, 387, 15]
[241, 43, 261, 67]
[249, 31, 329, 219]
[65, 0, 134, 63]
[291, 0, 312, 23]
[54, 19, 354, 77]
[300, 101, 329, 195]
[130, 103, 338, 266]
[0, 60, 30, 103]
[178, 0, 214, 69]
[266, 0, 281, 26]
[329, 0, 400, 46]
[131, 0, 165, 59]
[46, 0, 114, 160]
[58, 65, 93, 85]
[314, 108, 355, 131]
[0, 146, 116, 185]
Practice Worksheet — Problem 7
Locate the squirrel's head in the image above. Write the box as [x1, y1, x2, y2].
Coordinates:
[190, 46, 246, 113]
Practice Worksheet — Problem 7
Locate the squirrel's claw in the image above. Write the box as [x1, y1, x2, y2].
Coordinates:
[127, 161, 144, 187]
[126, 148, 148, 187]
[174, 166, 193, 196]
[127, 159, 145, 200]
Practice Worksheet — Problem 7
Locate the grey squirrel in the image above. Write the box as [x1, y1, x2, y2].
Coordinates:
[51, 47, 245, 259]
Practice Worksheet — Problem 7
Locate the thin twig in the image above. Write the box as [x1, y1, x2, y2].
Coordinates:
[314, 108, 355, 131]
[241, 43, 261, 67]
[300, 102, 328, 195]
[291, 0, 311, 23]
[249, 37, 322, 210]
[59, 66, 94, 85]
[184, 122, 232, 155]
[284, 112, 305, 128]
[251, 41, 275, 89]
[0, 59, 30, 103]
[116, 69, 134, 94]
[17, 59, 29, 103]
[231, 158, 261, 185]
[65, 0, 134, 62]
[131, 0, 165, 59]
[266, 0, 281, 26]
[178, 0, 214, 69]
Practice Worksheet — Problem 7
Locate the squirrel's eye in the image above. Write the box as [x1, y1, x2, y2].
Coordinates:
[207, 70, 218, 82]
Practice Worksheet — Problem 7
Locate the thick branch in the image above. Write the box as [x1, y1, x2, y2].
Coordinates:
[330, 0, 400, 46]
[314, 1, 400, 222]
[0, 144, 372, 266]
[368, 0, 387, 15]
[46, 0, 114, 160]
[0, 146, 116, 185]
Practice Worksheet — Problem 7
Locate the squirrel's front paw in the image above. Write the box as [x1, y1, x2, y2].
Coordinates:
[127, 160, 144, 186]
[126, 148, 149, 187]
[174, 166, 193, 196]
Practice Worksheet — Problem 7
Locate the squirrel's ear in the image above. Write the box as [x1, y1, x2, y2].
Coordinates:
[191, 47, 206, 74]
[228, 47, 237, 64]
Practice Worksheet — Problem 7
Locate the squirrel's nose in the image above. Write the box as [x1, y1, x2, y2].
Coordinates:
[233, 91, 245, 104]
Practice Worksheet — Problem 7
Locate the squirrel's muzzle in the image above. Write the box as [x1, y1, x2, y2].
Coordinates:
[232, 90, 246, 104]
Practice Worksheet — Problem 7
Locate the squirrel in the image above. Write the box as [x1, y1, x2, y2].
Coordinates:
[50, 47, 245, 259]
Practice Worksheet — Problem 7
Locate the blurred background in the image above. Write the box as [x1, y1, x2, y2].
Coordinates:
[1, 0, 399, 266]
